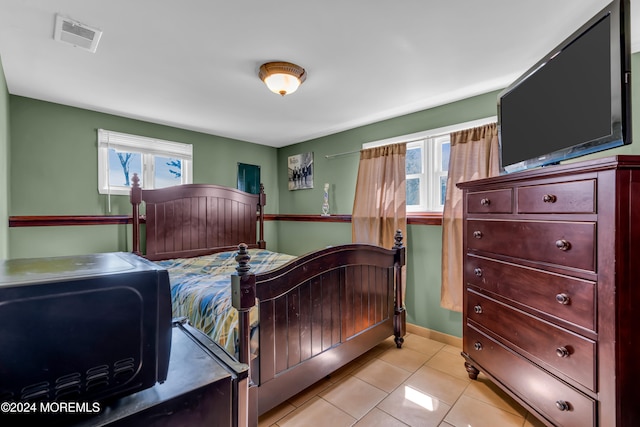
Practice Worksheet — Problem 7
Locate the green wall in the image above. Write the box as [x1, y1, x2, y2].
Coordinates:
[275, 91, 500, 337]
[0, 56, 8, 260]
[277, 91, 501, 215]
[8, 96, 280, 257]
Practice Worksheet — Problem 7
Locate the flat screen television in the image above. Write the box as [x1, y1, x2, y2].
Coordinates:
[498, 0, 631, 174]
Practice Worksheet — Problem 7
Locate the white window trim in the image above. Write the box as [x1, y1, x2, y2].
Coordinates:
[363, 116, 496, 212]
[97, 129, 193, 197]
[405, 140, 426, 211]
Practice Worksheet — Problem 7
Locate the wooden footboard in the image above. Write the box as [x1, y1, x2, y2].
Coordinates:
[233, 231, 406, 417]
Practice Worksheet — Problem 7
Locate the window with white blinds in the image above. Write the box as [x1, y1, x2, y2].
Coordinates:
[97, 129, 193, 196]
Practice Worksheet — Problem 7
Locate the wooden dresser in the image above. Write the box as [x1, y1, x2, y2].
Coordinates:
[457, 155, 640, 427]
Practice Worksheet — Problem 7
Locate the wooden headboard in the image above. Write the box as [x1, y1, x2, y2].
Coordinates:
[130, 174, 266, 261]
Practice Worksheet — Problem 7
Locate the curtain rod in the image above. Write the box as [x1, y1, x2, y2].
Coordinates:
[324, 136, 430, 159]
[325, 150, 360, 159]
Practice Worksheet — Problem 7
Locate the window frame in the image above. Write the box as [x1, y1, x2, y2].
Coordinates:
[363, 116, 496, 213]
[405, 140, 426, 211]
[97, 129, 193, 196]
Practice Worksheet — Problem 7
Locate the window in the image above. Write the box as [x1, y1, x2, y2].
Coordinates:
[364, 116, 495, 212]
[98, 129, 193, 196]
[405, 136, 450, 212]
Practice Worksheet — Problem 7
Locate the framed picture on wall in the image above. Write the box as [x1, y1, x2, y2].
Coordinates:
[288, 152, 314, 190]
[237, 163, 261, 194]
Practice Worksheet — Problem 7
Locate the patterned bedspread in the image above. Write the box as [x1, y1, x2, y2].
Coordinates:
[156, 249, 296, 357]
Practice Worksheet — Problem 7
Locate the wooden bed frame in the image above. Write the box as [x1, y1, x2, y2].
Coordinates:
[130, 174, 406, 423]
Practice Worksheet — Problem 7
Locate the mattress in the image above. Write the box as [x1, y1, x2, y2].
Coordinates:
[155, 249, 296, 356]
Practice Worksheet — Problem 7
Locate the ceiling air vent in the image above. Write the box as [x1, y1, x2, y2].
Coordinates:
[53, 14, 102, 53]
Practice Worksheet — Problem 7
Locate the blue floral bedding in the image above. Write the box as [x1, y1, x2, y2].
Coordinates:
[156, 249, 295, 356]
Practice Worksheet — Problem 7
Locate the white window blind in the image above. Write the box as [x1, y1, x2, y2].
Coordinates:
[98, 129, 193, 158]
[97, 129, 193, 210]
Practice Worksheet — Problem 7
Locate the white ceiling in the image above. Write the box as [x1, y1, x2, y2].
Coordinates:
[0, 0, 637, 148]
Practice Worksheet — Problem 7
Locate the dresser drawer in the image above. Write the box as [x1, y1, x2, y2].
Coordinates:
[465, 255, 596, 331]
[517, 180, 596, 214]
[467, 290, 596, 391]
[467, 189, 512, 213]
[467, 220, 596, 272]
[465, 326, 596, 427]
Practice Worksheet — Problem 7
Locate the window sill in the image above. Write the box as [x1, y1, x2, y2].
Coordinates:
[407, 212, 443, 225]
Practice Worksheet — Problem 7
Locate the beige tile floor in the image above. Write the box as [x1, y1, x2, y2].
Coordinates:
[258, 333, 547, 427]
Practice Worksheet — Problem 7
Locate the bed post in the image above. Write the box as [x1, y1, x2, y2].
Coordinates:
[393, 229, 406, 348]
[130, 173, 142, 255]
[231, 243, 257, 426]
[257, 183, 266, 249]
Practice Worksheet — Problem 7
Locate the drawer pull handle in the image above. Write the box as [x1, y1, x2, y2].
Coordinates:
[556, 293, 570, 305]
[474, 267, 483, 277]
[543, 194, 557, 203]
[480, 198, 491, 206]
[555, 400, 571, 412]
[474, 342, 483, 351]
[473, 231, 483, 239]
[555, 239, 571, 251]
[473, 304, 483, 314]
[556, 347, 570, 358]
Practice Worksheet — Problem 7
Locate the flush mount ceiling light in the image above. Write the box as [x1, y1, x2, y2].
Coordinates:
[259, 62, 307, 96]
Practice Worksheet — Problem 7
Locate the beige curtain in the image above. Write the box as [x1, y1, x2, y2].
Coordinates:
[352, 143, 407, 250]
[441, 123, 499, 312]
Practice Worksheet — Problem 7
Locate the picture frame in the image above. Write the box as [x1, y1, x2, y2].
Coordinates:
[237, 163, 261, 194]
[288, 152, 314, 190]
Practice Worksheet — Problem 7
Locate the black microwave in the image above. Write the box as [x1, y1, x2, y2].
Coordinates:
[0, 252, 172, 406]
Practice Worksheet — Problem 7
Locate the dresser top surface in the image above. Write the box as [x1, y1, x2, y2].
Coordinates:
[458, 155, 640, 190]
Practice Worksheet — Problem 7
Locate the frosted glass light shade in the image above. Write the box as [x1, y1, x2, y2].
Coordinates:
[264, 73, 301, 95]
[259, 62, 307, 96]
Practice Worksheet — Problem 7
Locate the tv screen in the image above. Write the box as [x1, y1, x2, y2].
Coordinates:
[498, 0, 631, 173]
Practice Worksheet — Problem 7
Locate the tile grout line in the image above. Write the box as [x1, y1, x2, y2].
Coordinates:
[263, 334, 532, 427]
[359, 342, 449, 426]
